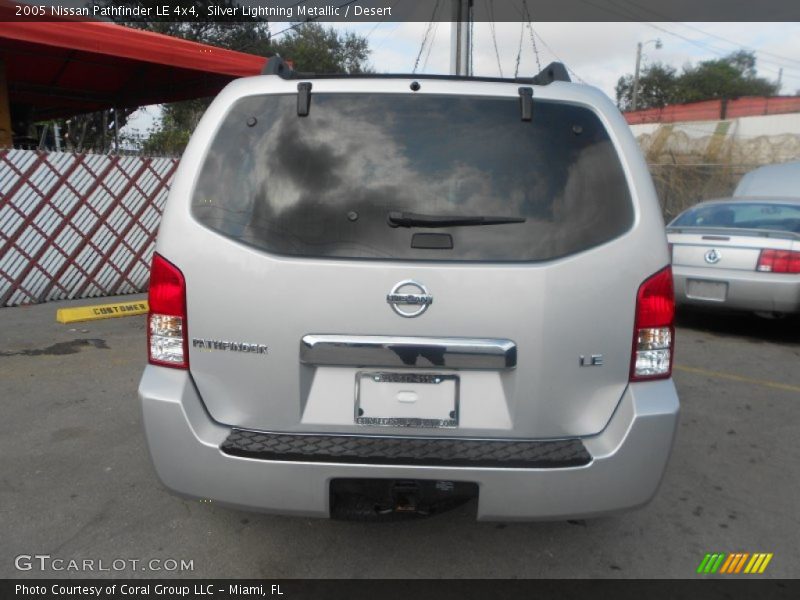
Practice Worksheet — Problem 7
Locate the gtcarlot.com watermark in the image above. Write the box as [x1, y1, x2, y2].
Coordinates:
[14, 554, 194, 573]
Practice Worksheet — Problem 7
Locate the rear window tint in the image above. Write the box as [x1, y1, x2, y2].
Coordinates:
[191, 93, 634, 261]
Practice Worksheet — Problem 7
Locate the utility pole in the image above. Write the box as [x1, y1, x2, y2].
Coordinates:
[777, 68, 783, 93]
[631, 39, 661, 112]
[632, 42, 643, 112]
[450, 0, 473, 76]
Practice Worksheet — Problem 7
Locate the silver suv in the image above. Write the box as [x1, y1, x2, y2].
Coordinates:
[138, 59, 679, 520]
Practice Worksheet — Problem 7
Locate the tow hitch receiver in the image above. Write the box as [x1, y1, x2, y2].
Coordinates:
[330, 479, 478, 521]
[390, 481, 422, 513]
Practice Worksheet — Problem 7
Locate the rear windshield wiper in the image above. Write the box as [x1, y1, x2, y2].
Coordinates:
[387, 211, 526, 228]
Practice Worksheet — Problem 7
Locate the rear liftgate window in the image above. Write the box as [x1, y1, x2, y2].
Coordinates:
[192, 93, 634, 261]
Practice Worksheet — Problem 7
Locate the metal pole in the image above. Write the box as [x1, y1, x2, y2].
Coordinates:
[38, 123, 48, 150]
[101, 110, 107, 153]
[450, 0, 472, 76]
[113, 108, 119, 153]
[632, 42, 642, 112]
[53, 120, 62, 152]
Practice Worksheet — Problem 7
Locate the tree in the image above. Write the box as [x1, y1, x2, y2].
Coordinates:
[140, 20, 371, 154]
[60, 108, 132, 153]
[272, 22, 370, 74]
[676, 51, 779, 103]
[616, 63, 678, 112]
[616, 50, 780, 111]
[87, 1, 271, 153]
[140, 100, 206, 155]
[43, 1, 270, 151]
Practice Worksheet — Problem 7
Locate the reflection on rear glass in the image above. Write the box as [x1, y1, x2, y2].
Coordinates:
[192, 93, 634, 261]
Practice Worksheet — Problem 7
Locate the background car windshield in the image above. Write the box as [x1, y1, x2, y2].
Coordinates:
[671, 202, 800, 233]
[192, 93, 634, 261]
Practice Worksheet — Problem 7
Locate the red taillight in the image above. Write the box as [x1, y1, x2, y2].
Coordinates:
[757, 249, 800, 274]
[147, 253, 188, 369]
[630, 266, 675, 382]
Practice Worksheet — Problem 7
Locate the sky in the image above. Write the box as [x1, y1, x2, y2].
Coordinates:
[123, 21, 800, 136]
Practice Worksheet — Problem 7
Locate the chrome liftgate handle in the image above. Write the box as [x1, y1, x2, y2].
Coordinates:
[299, 335, 517, 370]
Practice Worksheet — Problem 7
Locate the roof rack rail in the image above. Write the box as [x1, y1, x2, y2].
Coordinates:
[261, 56, 295, 79]
[259, 56, 572, 86]
[531, 62, 571, 85]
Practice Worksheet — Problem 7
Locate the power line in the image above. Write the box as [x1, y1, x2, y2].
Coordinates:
[641, 22, 799, 81]
[610, 0, 800, 68]
[506, 0, 585, 82]
[676, 23, 800, 68]
[513, 21, 524, 78]
[363, 0, 398, 45]
[412, 22, 435, 74]
[422, 21, 441, 73]
[370, 21, 402, 56]
[532, 30, 586, 83]
[594, 0, 800, 79]
[270, 0, 360, 39]
[655, 23, 800, 77]
[521, 0, 541, 72]
[412, 1, 440, 74]
[575, 0, 800, 79]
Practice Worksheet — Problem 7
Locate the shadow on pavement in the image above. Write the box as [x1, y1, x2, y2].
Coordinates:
[676, 308, 800, 345]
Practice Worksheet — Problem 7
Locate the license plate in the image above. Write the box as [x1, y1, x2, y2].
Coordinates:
[686, 279, 728, 301]
[355, 372, 458, 428]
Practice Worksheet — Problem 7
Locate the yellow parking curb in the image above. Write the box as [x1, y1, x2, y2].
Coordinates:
[56, 300, 149, 323]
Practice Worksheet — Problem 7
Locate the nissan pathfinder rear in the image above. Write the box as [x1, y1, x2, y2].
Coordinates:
[138, 59, 679, 520]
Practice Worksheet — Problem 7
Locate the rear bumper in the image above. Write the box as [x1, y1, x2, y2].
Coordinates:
[138, 366, 679, 521]
[673, 265, 800, 314]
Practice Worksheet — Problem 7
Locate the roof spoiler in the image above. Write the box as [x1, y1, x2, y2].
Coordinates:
[261, 56, 295, 78]
[260, 56, 572, 86]
[530, 62, 571, 85]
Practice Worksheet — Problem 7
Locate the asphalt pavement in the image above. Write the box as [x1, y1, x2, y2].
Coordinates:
[1, 295, 798, 578]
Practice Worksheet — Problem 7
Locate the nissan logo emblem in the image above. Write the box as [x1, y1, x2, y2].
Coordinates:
[386, 280, 433, 318]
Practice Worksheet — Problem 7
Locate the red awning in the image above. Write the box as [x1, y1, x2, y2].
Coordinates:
[0, 2, 267, 119]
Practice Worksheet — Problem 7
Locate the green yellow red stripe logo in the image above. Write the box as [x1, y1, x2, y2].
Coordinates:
[697, 552, 773, 574]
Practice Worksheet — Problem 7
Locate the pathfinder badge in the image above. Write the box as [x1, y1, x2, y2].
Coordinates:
[192, 339, 268, 355]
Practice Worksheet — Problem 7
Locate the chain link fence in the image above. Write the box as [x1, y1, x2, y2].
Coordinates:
[648, 162, 763, 223]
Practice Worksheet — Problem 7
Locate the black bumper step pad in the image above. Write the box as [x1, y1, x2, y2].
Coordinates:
[221, 429, 592, 469]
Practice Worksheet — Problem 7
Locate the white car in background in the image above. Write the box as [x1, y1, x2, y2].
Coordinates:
[733, 160, 800, 198]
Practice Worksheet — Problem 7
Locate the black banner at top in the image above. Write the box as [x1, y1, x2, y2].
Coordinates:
[3, 0, 800, 23]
